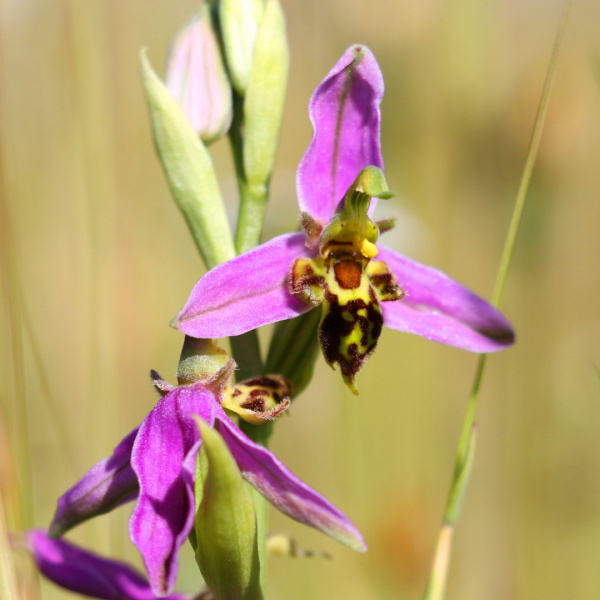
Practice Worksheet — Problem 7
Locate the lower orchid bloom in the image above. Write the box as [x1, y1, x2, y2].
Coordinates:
[21, 530, 190, 600]
[173, 45, 515, 394]
[48, 358, 365, 596]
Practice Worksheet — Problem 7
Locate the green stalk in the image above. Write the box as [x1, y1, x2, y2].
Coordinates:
[230, 92, 269, 255]
[228, 91, 266, 386]
[227, 89, 270, 598]
[423, 2, 572, 598]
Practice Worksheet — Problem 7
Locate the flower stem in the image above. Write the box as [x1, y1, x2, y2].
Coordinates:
[228, 88, 272, 597]
[423, 2, 571, 598]
[230, 92, 269, 256]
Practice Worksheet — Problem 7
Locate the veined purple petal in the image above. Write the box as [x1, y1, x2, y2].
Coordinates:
[214, 406, 366, 552]
[297, 45, 384, 225]
[129, 388, 215, 595]
[175, 233, 313, 338]
[378, 246, 515, 352]
[24, 530, 187, 600]
[49, 428, 140, 538]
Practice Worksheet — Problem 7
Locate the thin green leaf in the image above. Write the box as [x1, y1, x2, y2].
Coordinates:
[422, 2, 572, 598]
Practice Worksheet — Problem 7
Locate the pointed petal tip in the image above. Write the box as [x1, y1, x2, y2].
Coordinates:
[216, 410, 367, 555]
[482, 324, 516, 350]
[327, 524, 367, 553]
[350, 537, 368, 553]
[378, 246, 517, 353]
[47, 521, 63, 540]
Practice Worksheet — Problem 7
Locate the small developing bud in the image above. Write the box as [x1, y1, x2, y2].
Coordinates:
[219, 0, 266, 95]
[222, 375, 292, 424]
[166, 5, 233, 144]
[242, 0, 289, 191]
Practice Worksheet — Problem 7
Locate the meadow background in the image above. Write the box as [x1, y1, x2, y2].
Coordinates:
[1, 0, 600, 599]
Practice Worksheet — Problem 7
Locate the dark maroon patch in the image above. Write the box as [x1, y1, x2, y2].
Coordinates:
[240, 398, 266, 412]
[321, 240, 354, 256]
[242, 376, 288, 391]
[370, 272, 403, 299]
[334, 260, 362, 289]
[290, 261, 325, 298]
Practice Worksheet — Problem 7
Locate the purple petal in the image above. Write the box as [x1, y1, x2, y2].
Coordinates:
[49, 428, 140, 538]
[214, 407, 366, 552]
[378, 246, 515, 352]
[129, 387, 216, 595]
[24, 530, 187, 600]
[175, 233, 313, 338]
[297, 45, 384, 225]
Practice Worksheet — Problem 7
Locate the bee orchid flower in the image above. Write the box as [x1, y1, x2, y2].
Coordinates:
[173, 45, 515, 393]
[48, 362, 365, 596]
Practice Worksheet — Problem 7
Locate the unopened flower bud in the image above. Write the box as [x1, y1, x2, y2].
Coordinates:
[219, 0, 266, 95]
[243, 0, 289, 191]
[166, 5, 233, 144]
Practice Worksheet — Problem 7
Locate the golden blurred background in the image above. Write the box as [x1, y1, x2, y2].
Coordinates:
[1, 0, 600, 599]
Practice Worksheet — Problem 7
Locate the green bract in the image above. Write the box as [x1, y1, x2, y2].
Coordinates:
[194, 418, 263, 600]
[140, 50, 235, 270]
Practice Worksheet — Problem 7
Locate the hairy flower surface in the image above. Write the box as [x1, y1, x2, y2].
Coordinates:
[49, 364, 365, 595]
[23, 530, 188, 600]
[174, 45, 515, 392]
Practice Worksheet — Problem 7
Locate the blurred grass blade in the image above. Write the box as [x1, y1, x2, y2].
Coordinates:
[445, 428, 477, 525]
[423, 2, 572, 598]
[0, 495, 20, 600]
[423, 525, 453, 600]
[423, 429, 476, 600]
[140, 50, 235, 270]
[490, 0, 572, 307]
